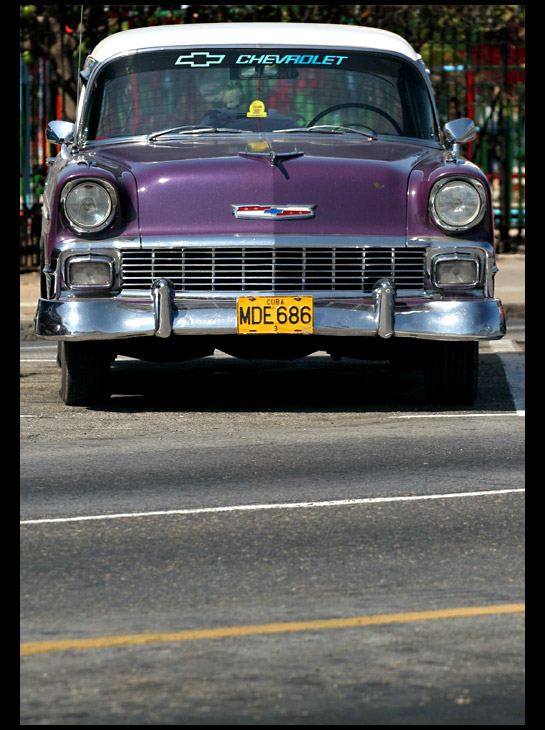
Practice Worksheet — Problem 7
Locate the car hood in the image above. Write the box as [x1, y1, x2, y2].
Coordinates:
[86, 136, 443, 238]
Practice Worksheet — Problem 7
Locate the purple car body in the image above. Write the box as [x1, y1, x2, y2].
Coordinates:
[36, 23, 505, 405]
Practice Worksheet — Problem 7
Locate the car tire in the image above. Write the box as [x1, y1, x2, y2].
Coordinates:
[423, 341, 478, 405]
[59, 341, 112, 406]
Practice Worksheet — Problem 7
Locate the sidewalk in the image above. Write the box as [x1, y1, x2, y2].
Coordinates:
[20, 254, 524, 340]
[494, 253, 525, 319]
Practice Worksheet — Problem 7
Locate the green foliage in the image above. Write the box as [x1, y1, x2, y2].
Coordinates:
[20, 6, 525, 57]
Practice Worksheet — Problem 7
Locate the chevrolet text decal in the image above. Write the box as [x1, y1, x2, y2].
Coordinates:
[175, 52, 348, 67]
[235, 53, 348, 66]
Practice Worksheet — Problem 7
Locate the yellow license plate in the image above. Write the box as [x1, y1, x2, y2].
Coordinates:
[237, 296, 313, 334]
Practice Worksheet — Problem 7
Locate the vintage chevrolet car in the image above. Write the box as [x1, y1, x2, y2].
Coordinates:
[36, 22, 506, 405]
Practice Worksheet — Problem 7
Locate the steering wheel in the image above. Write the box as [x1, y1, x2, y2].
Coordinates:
[308, 103, 403, 135]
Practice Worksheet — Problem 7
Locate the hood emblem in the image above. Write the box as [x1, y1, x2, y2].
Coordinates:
[239, 145, 304, 167]
[233, 205, 316, 220]
[238, 142, 304, 180]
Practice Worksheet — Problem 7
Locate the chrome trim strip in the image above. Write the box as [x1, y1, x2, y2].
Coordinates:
[53, 237, 141, 252]
[118, 289, 430, 301]
[138, 235, 408, 248]
[51, 234, 494, 250]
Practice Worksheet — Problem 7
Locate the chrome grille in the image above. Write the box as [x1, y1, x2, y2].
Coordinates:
[121, 247, 427, 293]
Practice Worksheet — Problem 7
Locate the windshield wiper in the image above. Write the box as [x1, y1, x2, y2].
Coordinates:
[275, 125, 377, 140]
[148, 125, 244, 141]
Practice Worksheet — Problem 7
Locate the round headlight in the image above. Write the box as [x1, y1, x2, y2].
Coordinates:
[430, 179, 486, 231]
[63, 181, 115, 231]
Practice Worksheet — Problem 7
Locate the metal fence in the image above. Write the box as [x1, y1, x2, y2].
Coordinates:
[20, 5, 525, 270]
[382, 5, 525, 251]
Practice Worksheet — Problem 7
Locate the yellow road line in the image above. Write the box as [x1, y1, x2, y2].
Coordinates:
[21, 603, 524, 656]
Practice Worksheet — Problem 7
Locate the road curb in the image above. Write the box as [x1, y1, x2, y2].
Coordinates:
[502, 303, 525, 320]
[20, 321, 39, 342]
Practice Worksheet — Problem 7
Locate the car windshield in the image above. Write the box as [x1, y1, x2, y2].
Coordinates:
[83, 48, 439, 142]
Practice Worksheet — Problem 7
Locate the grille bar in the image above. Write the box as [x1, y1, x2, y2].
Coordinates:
[121, 247, 427, 293]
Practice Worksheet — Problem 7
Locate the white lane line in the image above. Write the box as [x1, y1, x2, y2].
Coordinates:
[20, 488, 525, 526]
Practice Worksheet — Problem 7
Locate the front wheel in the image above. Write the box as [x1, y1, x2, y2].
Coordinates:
[58, 341, 112, 406]
[423, 341, 479, 405]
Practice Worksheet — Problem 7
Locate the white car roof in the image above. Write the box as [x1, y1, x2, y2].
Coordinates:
[90, 22, 421, 64]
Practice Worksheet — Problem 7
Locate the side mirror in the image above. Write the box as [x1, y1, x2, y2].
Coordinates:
[443, 118, 476, 162]
[46, 120, 75, 145]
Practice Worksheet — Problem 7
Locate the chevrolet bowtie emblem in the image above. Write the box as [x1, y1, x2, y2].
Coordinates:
[175, 51, 226, 67]
[232, 205, 316, 219]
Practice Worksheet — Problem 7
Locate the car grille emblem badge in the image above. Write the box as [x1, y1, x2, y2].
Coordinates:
[233, 205, 316, 219]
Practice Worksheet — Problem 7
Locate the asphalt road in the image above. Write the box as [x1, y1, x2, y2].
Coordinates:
[20, 327, 525, 725]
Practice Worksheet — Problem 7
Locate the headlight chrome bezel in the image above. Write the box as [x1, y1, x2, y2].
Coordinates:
[61, 179, 117, 233]
[429, 177, 487, 232]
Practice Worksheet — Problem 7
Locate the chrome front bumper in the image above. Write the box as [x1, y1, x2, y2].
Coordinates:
[35, 278, 506, 342]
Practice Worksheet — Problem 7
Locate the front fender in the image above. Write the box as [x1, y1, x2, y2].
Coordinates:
[407, 157, 494, 243]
